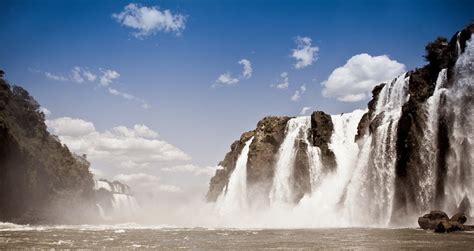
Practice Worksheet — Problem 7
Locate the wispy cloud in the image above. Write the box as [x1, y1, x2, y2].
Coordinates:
[291, 84, 306, 102]
[161, 164, 216, 177]
[213, 58, 253, 88]
[112, 3, 186, 38]
[45, 72, 68, 82]
[300, 106, 311, 115]
[33, 66, 149, 108]
[292, 36, 319, 69]
[271, 72, 289, 89]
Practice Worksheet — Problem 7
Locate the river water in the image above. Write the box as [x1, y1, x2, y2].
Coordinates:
[1, 223, 473, 250]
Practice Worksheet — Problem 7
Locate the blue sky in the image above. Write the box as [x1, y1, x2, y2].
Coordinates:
[0, 0, 472, 199]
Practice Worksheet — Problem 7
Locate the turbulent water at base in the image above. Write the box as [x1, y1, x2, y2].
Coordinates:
[1, 224, 473, 249]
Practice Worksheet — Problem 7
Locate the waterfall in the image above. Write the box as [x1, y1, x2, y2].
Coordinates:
[344, 73, 410, 226]
[443, 35, 474, 214]
[216, 137, 254, 215]
[94, 179, 139, 220]
[269, 117, 310, 206]
[418, 69, 447, 209]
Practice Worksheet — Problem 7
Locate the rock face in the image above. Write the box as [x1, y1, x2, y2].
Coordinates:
[207, 116, 291, 202]
[0, 75, 96, 224]
[390, 23, 474, 224]
[310, 111, 336, 170]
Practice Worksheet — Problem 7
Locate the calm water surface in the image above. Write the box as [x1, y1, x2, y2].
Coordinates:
[0, 224, 473, 250]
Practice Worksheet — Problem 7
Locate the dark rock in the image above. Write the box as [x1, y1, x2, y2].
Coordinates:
[434, 220, 464, 233]
[355, 83, 385, 142]
[450, 213, 467, 224]
[310, 111, 336, 170]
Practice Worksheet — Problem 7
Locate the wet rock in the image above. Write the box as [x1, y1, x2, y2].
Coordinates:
[247, 116, 291, 204]
[310, 111, 336, 170]
[206, 130, 255, 202]
[418, 210, 473, 233]
[450, 213, 467, 224]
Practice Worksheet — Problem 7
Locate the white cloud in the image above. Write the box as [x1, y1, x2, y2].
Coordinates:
[300, 107, 312, 115]
[161, 164, 216, 177]
[100, 69, 120, 86]
[39, 107, 51, 116]
[36, 67, 148, 109]
[291, 84, 306, 102]
[213, 59, 253, 88]
[292, 36, 319, 69]
[112, 3, 186, 38]
[83, 70, 97, 82]
[322, 53, 406, 102]
[46, 117, 96, 137]
[46, 117, 190, 170]
[238, 59, 252, 79]
[213, 72, 239, 87]
[271, 72, 289, 89]
[70, 66, 84, 83]
[45, 72, 68, 82]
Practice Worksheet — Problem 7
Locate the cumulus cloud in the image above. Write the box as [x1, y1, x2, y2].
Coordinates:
[46, 117, 190, 171]
[213, 59, 253, 88]
[271, 72, 289, 89]
[300, 106, 312, 115]
[291, 84, 306, 102]
[46, 117, 96, 137]
[112, 3, 186, 38]
[292, 36, 319, 69]
[161, 164, 216, 177]
[322, 53, 406, 102]
[238, 59, 252, 79]
[45, 72, 68, 82]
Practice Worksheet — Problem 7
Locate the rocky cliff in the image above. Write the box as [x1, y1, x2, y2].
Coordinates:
[0, 72, 97, 224]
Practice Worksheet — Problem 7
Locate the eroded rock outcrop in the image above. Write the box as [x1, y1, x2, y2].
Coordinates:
[310, 111, 336, 170]
[418, 210, 474, 233]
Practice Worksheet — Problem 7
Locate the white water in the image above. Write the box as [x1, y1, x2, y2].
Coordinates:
[270, 117, 310, 206]
[94, 179, 139, 219]
[443, 35, 474, 214]
[215, 137, 254, 215]
[419, 69, 447, 209]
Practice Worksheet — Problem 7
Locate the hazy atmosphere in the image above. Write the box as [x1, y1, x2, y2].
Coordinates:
[1, 0, 473, 249]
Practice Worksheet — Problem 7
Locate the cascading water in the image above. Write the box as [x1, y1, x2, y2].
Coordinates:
[443, 35, 474, 214]
[344, 73, 410, 226]
[418, 69, 447, 209]
[215, 137, 254, 215]
[94, 180, 140, 220]
[270, 117, 310, 206]
[209, 33, 473, 228]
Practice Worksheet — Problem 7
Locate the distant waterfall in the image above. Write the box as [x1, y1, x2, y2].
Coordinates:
[270, 117, 310, 206]
[216, 137, 254, 214]
[94, 180, 139, 220]
[443, 35, 474, 214]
